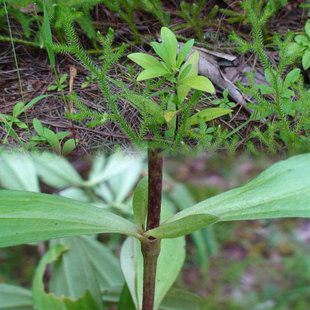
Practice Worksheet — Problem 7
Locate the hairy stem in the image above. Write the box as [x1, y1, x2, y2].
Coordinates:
[141, 148, 163, 310]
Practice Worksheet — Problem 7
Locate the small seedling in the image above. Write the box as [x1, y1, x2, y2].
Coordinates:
[31, 118, 78, 155]
[0, 95, 50, 142]
[47, 73, 68, 91]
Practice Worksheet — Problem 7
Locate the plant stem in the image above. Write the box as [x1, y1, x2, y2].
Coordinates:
[141, 148, 163, 310]
[141, 238, 161, 310]
[147, 148, 163, 231]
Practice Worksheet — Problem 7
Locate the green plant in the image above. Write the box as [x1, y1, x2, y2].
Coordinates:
[0, 95, 49, 144]
[0, 148, 310, 310]
[47, 73, 68, 91]
[1, 0, 101, 44]
[100, 0, 169, 43]
[288, 19, 310, 70]
[230, 0, 310, 153]
[177, 1, 218, 42]
[31, 118, 78, 155]
[220, 0, 286, 29]
[48, 23, 232, 151]
[125, 26, 233, 150]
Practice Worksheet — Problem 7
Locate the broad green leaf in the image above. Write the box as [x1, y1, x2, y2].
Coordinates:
[283, 68, 300, 89]
[160, 27, 178, 67]
[56, 131, 70, 140]
[305, 19, 310, 38]
[0, 283, 33, 310]
[159, 289, 201, 310]
[188, 108, 232, 127]
[127, 53, 162, 69]
[33, 118, 44, 136]
[133, 176, 148, 229]
[177, 51, 199, 102]
[160, 154, 310, 231]
[0, 150, 39, 192]
[33, 152, 84, 188]
[166, 182, 210, 273]
[302, 49, 310, 70]
[118, 284, 136, 310]
[0, 190, 139, 247]
[87, 153, 144, 187]
[287, 42, 302, 56]
[120, 237, 140, 309]
[62, 139, 78, 155]
[49, 237, 103, 310]
[33, 245, 99, 309]
[76, 236, 124, 290]
[137, 67, 169, 81]
[12, 102, 24, 117]
[295, 35, 309, 46]
[145, 214, 219, 238]
[180, 75, 215, 93]
[44, 128, 60, 153]
[151, 42, 171, 65]
[120, 207, 185, 310]
[107, 158, 143, 203]
[178, 51, 199, 79]
[176, 39, 195, 68]
[178, 64, 192, 82]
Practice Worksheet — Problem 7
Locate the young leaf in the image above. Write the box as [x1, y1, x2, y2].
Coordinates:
[302, 49, 310, 70]
[305, 19, 310, 38]
[0, 190, 139, 247]
[133, 176, 148, 229]
[33, 245, 99, 310]
[180, 75, 215, 93]
[0, 283, 33, 310]
[162, 154, 310, 230]
[178, 64, 192, 82]
[127, 53, 162, 69]
[62, 139, 78, 155]
[145, 214, 219, 238]
[177, 51, 200, 102]
[150, 42, 171, 65]
[137, 66, 169, 81]
[176, 39, 195, 68]
[188, 108, 232, 126]
[283, 68, 300, 89]
[33, 118, 44, 136]
[12, 102, 24, 117]
[160, 27, 178, 67]
[118, 284, 136, 310]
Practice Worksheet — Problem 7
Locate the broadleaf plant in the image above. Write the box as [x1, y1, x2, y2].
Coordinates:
[1, 151, 310, 310]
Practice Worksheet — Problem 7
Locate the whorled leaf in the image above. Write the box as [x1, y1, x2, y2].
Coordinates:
[0, 190, 139, 247]
[146, 154, 310, 239]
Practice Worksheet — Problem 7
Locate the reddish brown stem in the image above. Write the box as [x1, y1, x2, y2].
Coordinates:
[146, 148, 163, 230]
[141, 148, 163, 310]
